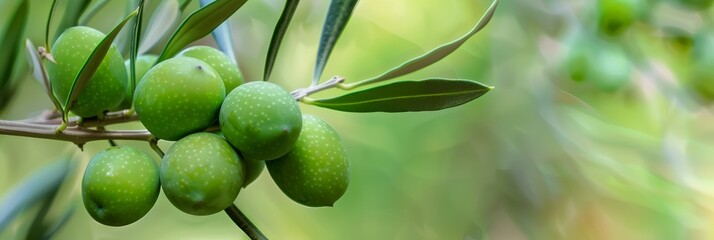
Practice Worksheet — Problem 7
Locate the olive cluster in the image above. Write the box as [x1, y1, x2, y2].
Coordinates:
[48, 26, 350, 226]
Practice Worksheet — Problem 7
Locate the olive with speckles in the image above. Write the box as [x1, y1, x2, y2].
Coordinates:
[220, 81, 302, 161]
[115, 54, 157, 110]
[134, 57, 225, 141]
[46, 26, 128, 117]
[178, 46, 244, 92]
[267, 115, 350, 207]
[82, 146, 160, 226]
[242, 157, 265, 188]
[160, 132, 245, 215]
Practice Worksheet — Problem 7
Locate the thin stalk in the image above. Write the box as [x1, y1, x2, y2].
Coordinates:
[224, 204, 267, 240]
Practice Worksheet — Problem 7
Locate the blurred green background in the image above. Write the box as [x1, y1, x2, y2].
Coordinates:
[3, 0, 714, 239]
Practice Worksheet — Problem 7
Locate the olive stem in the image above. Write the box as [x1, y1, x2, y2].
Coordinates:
[22, 109, 138, 127]
[291, 76, 345, 101]
[0, 119, 153, 146]
[224, 204, 267, 240]
[149, 139, 164, 158]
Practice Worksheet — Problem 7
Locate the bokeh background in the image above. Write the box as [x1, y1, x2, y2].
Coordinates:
[3, 0, 714, 239]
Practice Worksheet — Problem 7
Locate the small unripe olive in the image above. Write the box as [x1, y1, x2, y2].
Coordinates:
[267, 115, 350, 207]
[242, 157, 265, 188]
[178, 46, 244, 91]
[134, 57, 225, 141]
[596, 0, 642, 36]
[219, 81, 302, 160]
[47, 26, 128, 117]
[160, 132, 244, 215]
[115, 55, 158, 110]
[82, 146, 160, 226]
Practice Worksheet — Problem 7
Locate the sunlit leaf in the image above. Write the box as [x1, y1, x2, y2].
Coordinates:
[156, 0, 248, 63]
[64, 8, 138, 116]
[25, 39, 63, 112]
[0, 158, 71, 231]
[313, 0, 359, 85]
[264, 0, 300, 81]
[308, 79, 492, 112]
[139, 0, 180, 54]
[199, 0, 237, 63]
[342, 0, 499, 90]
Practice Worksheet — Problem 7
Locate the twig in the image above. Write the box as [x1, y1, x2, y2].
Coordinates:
[149, 139, 164, 158]
[291, 76, 345, 101]
[22, 110, 138, 127]
[224, 204, 267, 240]
[0, 120, 153, 145]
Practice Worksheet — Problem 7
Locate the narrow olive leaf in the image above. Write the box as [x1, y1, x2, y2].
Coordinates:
[342, 0, 499, 90]
[0, 159, 71, 232]
[308, 79, 492, 112]
[156, 0, 248, 63]
[179, 0, 194, 11]
[54, 0, 93, 43]
[200, 0, 237, 64]
[130, 0, 147, 98]
[64, 8, 139, 114]
[115, 0, 140, 55]
[139, 0, 180, 54]
[0, 0, 29, 87]
[45, 0, 59, 50]
[25, 178, 64, 240]
[313, 0, 359, 86]
[78, 0, 111, 25]
[25, 40, 63, 111]
[264, 0, 300, 81]
[42, 206, 76, 240]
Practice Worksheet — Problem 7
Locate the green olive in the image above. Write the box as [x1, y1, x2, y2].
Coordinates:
[160, 132, 244, 215]
[47, 26, 128, 117]
[596, 0, 642, 36]
[82, 146, 160, 226]
[242, 157, 265, 188]
[115, 55, 158, 110]
[178, 46, 244, 92]
[267, 115, 350, 207]
[219, 81, 302, 160]
[133, 57, 225, 141]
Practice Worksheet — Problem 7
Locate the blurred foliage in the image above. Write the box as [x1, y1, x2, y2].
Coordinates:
[3, 0, 714, 239]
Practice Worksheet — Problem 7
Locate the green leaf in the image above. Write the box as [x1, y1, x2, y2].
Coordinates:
[199, 0, 237, 63]
[156, 0, 248, 63]
[0, 0, 29, 85]
[130, 0, 147, 100]
[139, 0, 180, 54]
[313, 0, 359, 85]
[54, 0, 93, 43]
[63, 8, 139, 116]
[264, 0, 300, 81]
[45, 0, 59, 50]
[179, 0, 194, 11]
[25, 39, 63, 112]
[0, 0, 29, 112]
[78, 0, 111, 25]
[308, 79, 492, 112]
[342, 0, 499, 90]
[0, 158, 72, 232]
